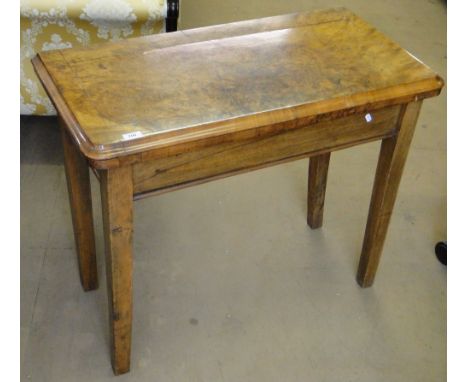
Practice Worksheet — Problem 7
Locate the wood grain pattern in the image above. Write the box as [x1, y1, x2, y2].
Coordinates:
[61, 121, 98, 291]
[132, 106, 401, 195]
[100, 166, 134, 374]
[31, 8, 443, 163]
[307, 153, 331, 229]
[357, 101, 422, 287]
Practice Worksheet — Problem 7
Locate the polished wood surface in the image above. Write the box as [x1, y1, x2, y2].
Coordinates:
[61, 122, 98, 291]
[32, 8, 443, 163]
[100, 166, 134, 374]
[357, 101, 422, 287]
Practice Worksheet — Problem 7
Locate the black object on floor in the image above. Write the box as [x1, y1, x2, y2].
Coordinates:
[435, 241, 447, 265]
[166, 0, 180, 32]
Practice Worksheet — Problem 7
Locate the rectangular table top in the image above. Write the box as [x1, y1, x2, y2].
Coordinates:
[33, 8, 443, 161]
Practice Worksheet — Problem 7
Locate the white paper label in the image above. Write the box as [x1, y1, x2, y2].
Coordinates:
[122, 131, 143, 140]
[364, 113, 373, 123]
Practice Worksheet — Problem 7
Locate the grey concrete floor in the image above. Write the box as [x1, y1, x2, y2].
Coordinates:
[21, 0, 446, 381]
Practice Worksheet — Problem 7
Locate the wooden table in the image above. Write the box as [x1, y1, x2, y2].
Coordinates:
[32, 8, 444, 375]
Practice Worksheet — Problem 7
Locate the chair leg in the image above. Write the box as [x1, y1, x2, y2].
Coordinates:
[165, 0, 179, 32]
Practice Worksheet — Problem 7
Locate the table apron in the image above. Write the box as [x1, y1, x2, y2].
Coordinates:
[132, 104, 402, 199]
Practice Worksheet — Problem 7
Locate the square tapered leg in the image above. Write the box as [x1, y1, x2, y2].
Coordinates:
[357, 101, 422, 287]
[61, 124, 98, 291]
[100, 166, 134, 375]
[307, 152, 331, 229]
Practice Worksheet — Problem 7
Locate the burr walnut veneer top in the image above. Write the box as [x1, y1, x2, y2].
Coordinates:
[32, 8, 443, 161]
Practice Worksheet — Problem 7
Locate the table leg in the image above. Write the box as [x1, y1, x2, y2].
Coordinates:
[307, 152, 331, 229]
[100, 166, 134, 375]
[357, 101, 422, 287]
[61, 126, 98, 291]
